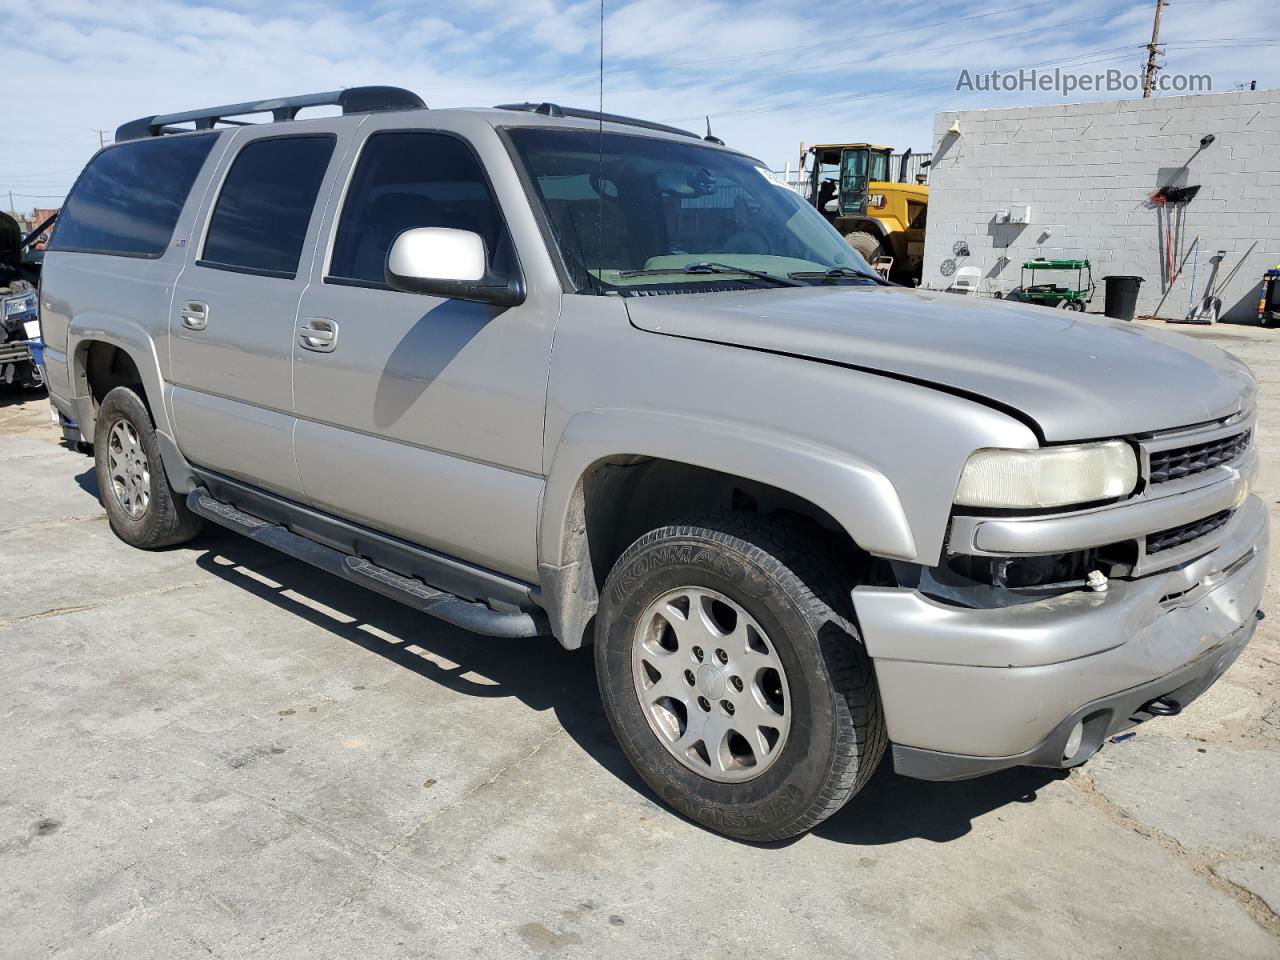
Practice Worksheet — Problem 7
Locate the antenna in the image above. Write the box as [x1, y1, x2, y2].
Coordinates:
[596, 0, 605, 294]
[704, 116, 723, 146]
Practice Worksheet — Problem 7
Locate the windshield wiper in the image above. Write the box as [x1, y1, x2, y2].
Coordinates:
[787, 266, 886, 285]
[618, 261, 805, 287]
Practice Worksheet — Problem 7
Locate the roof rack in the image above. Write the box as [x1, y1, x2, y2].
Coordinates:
[115, 86, 425, 142]
[494, 102, 705, 142]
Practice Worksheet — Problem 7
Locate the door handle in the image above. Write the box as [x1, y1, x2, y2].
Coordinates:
[299, 317, 338, 353]
[180, 301, 209, 331]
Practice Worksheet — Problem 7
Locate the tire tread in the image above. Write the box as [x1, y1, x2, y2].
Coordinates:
[605, 513, 886, 841]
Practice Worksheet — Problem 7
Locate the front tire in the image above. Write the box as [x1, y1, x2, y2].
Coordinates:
[595, 516, 885, 841]
[844, 230, 885, 264]
[94, 386, 202, 549]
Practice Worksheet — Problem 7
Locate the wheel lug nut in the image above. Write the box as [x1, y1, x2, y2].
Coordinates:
[715, 649, 728, 664]
[730, 676, 743, 692]
[684, 669, 695, 685]
[692, 646, 704, 662]
[697, 696, 711, 712]
[721, 700, 734, 715]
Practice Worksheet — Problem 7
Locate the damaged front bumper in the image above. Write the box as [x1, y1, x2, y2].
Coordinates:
[853, 493, 1268, 781]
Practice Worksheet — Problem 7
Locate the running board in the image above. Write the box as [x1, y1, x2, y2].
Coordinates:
[187, 488, 547, 638]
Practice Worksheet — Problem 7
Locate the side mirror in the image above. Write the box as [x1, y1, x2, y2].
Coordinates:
[385, 227, 524, 307]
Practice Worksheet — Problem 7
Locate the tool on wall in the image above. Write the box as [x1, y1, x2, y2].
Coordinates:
[1148, 183, 1201, 288]
[1173, 241, 1258, 325]
[1185, 245, 1201, 316]
[1151, 235, 1199, 319]
[1169, 235, 1199, 289]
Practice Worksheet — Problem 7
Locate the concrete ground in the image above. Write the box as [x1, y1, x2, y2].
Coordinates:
[2, 319, 1279, 959]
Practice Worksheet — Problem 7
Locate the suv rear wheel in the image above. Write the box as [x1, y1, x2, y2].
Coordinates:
[94, 386, 202, 549]
[595, 516, 885, 841]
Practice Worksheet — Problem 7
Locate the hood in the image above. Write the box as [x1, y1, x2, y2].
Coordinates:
[0, 212, 19, 272]
[624, 285, 1254, 441]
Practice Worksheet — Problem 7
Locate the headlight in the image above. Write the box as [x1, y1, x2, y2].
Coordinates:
[955, 441, 1138, 509]
[3, 292, 37, 318]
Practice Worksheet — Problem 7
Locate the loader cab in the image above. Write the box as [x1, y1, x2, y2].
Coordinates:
[807, 144, 892, 217]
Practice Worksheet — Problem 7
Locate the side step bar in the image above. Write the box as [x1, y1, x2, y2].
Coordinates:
[187, 488, 547, 638]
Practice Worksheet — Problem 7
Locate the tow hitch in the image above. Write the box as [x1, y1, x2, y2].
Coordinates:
[1142, 696, 1183, 717]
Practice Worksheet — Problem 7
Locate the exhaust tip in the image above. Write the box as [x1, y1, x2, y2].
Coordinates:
[1062, 721, 1085, 762]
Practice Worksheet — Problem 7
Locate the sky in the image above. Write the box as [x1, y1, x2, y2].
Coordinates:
[2, 0, 1277, 212]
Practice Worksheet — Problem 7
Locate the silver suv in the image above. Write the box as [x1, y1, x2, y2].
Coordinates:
[39, 87, 1267, 840]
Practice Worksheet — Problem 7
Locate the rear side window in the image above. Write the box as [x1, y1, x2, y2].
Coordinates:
[328, 131, 514, 286]
[200, 135, 335, 279]
[49, 134, 216, 258]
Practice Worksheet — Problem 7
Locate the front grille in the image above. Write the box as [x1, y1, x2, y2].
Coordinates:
[1146, 510, 1232, 555]
[1148, 430, 1250, 484]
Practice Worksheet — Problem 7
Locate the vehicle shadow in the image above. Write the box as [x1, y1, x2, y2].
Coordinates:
[189, 530, 1062, 848]
[814, 763, 1064, 846]
[74, 465, 98, 498]
[0, 385, 44, 407]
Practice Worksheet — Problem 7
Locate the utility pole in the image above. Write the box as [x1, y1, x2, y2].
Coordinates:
[1143, 0, 1166, 98]
[92, 128, 108, 148]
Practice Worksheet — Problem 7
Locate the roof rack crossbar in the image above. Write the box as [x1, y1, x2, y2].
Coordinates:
[115, 86, 425, 142]
[494, 102, 703, 141]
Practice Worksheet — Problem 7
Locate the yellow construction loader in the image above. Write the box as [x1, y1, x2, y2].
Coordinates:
[805, 143, 927, 283]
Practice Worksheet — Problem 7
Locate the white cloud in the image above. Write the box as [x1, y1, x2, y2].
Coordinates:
[1, 0, 1276, 208]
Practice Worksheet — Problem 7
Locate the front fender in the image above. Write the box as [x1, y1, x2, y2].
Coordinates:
[539, 407, 917, 568]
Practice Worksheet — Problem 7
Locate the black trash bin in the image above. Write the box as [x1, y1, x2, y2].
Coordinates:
[1103, 275, 1144, 321]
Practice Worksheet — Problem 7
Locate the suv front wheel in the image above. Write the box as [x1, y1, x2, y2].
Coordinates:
[595, 516, 885, 841]
[94, 386, 202, 549]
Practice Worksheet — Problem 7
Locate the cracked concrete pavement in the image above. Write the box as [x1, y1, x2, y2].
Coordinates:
[2, 318, 1278, 958]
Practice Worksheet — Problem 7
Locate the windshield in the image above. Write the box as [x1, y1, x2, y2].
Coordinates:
[507, 128, 877, 293]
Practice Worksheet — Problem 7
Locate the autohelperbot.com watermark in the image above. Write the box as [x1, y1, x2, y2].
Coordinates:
[956, 67, 1211, 97]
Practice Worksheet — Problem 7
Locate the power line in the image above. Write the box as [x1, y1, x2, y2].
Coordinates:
[598, 10, 1134, 98]
[660, 46, 1147, 123]
[660, 32, 1279, 124]
[439, 0, 1086, 94]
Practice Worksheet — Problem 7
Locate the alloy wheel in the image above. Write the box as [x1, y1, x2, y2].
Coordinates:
[107, 418, 151, 520]
[631, 587, 791, 783]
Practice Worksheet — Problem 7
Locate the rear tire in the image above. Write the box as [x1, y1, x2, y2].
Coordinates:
[94, 386, 202, 549]
[595, 515, 886, 841]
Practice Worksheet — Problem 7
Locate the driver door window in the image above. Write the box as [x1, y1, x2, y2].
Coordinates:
[328, 131, 514, 286]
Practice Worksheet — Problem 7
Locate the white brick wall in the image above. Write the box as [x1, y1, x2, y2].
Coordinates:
[923, 90, 1280, 321]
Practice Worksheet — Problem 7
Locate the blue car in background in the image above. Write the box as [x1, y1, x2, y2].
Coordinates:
[1, 211, 44, 389]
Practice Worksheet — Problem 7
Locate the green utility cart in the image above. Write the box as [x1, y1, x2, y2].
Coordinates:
[1018, 258, 1095, 311]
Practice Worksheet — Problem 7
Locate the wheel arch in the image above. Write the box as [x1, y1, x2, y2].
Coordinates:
[537, 409, 916, 650]
[69, 320, 196, 492]
[838, 217, 889, 240]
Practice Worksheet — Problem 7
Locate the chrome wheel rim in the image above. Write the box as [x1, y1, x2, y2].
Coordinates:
[631, 587, 791, 783]
[107, 419, 150, 520]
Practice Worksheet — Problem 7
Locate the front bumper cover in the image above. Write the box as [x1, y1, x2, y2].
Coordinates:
[890, 615, 1255, 781]
[853, 494, 1268, 777]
